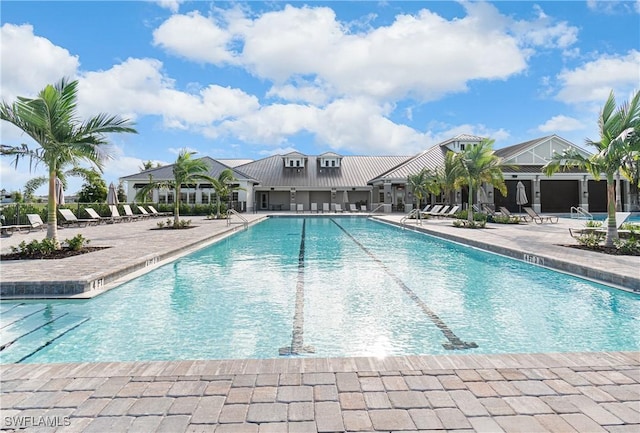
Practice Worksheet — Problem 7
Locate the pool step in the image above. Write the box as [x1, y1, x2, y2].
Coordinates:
[0, 315, 89, 364]
[0, 305, 46, 329]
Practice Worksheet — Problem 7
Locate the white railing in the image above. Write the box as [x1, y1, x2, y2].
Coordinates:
[570, 206, 593, 220]
[400, 209, 420, 226]
[368, 204, 386, 216]
[227, 209, 248, 229]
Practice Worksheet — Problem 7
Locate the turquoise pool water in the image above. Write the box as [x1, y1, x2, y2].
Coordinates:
[1, 217, 639, 363]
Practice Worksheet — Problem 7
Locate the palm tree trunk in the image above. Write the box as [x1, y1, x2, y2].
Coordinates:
[174, 186, 180, 226]
[47, 169, 60, 249]
[604, 174, 618, 247]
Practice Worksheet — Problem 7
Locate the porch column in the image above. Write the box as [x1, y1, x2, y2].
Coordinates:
[615, 173, 622, 211]
[532, 176, 541, 213]
[383, 182, 392, 213]
[580, 176, 589, 212]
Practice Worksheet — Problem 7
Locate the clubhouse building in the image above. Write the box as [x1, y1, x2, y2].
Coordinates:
[121, 134, 639, 214]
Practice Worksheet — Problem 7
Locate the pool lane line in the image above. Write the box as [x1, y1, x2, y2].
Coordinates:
[0, 303, 25, 314]
[330, 219, 477, 350]
[279, 219, 315, 356]
[0, 313, 70, 351]
[16, 317, 90, 364]
[1, 306, 47, 329]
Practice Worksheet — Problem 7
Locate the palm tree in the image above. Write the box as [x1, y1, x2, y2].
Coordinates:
[452, 139, 508, 222]
[211, 168, 244, 217]
[407, 169, 432, 223]
[433, 151, 459, 205]
[136, 149, 215, 225]
[0, 78, 136, 248]
[544, 90, 640, 247]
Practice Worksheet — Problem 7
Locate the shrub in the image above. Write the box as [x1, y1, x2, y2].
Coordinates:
[454, 209, 487, 222]
[453, 219, 486, 229]
[620, 222, 640, 232]
[576, 232, 604, 248]
[10, 238, 57, 256]
[490, 215, 520, 224]
[65, 234, 90, 251]
[614, 236, 640, 255]
[585, 220, 603, 228]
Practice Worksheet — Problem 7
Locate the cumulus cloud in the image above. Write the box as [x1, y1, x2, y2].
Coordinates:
[586, 0, 640, 14]
[556, 50, 640, 104]
[537, 115, 584, 132]
[152, 11, 237, 64]
[0, 23, 79, 102]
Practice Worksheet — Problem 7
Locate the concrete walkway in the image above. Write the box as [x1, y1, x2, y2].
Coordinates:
[1, 212, 639, 432]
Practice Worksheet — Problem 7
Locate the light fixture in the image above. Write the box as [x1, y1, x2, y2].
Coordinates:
[583, 191, 588, 197]
[535, 191, 540, 198]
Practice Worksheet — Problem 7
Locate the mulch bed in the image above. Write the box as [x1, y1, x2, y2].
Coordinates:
[1, 247, 111, 261]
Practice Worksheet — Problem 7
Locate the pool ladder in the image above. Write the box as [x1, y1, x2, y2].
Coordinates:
[226, 209, 248, 230]
[400, 209, 420, 226]
[570, 206, 593, 220]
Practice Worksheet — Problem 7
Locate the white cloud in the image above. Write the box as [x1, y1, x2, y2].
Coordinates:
[155, 0, 184, 14]
[258, 147, 300, 156]
[587, 0, 640, 14]
[152, 11, 237, 64]
[556, 50, 640, 104]
[537, 115, 584, 132]
[0, 23, 79, 102]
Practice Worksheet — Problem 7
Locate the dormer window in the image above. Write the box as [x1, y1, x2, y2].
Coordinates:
[319, 152, 342, 169]
[283, 152, 307, 169]
[290, 161, 294, 167]
[460, 144, 465, 151]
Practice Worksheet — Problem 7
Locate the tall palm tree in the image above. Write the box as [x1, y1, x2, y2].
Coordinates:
[544, 90, 640, 247]
[407, 168, 432, 223]
[453, 139, 508, 222]
[211, 168, 245, 217]
[1, 78, 136, 248]
[433, 151, 459, 204]
[136, 149, 215, 225]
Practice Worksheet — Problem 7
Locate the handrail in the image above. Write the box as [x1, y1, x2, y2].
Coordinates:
[570, 206, 593, 220]
[400, 209, 419, 226]
[367, 204, 386, 217]
[226, 209, 248, 229]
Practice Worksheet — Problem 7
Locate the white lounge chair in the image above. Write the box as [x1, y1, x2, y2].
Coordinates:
[58, 208, 99, 227]
[436, 205, 460, 218]
[109, 205, 128, 222]
[334, 204, 343, 212]
[147, 205, 172, 217]
[137, 206, 153, 217]
[322, 203, 330, 213]
[524, 207, 558, 224]
[26, 214, 45, 231]
[122, 204, 144, 220]
[311, 203, 318, 213]
[85, 207, 115, 224]
[422, 205, 442, 217]
[296, 203, 304, 213]
[430, 205, 451, 217]
[360, 204, 367, 212]
[349, 204, 358, 212]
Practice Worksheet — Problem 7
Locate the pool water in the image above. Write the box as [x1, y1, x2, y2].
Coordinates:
[1, 217, 638, 363]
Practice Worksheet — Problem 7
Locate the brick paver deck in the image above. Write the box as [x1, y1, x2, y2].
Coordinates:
[1, 212, 639, 431]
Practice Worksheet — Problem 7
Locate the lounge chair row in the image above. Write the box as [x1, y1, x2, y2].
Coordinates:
[58, 205, 172, 227]
[419, 204, 460, 218]
[297, 203, 368, 213]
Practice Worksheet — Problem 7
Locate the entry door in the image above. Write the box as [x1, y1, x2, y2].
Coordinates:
[260, 192, 268, 210]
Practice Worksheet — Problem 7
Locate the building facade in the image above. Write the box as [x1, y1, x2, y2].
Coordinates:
[120, 135, 638, 214]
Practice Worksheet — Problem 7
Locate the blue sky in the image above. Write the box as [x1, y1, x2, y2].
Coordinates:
[1, 1, 639, 195]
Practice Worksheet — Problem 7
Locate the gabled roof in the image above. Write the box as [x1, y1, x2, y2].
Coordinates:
[495, 135, 592, 165]
[120, 156, 259, 183]
[437, 133, 486, 147]
[318, 151, 342, 158]
[283, 151, 307, 158]
[237, 155, 409, 188]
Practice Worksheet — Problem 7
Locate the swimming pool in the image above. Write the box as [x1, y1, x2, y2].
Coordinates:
[1, 217, 638, 363]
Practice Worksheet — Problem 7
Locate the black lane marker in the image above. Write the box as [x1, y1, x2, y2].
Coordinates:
[1, 303, 25, 314]
[331, 219, 477, 350]
[1, 307, 47, 329]
[0, 313, 69, 351]
[280, 219, 315, 356]
[17, 317, 90, 363]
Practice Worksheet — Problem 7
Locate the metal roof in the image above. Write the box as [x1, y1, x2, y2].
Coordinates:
[369, 144, 448, 182]
[120, 156, 259, 183]
[237, 155, 410, 189]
